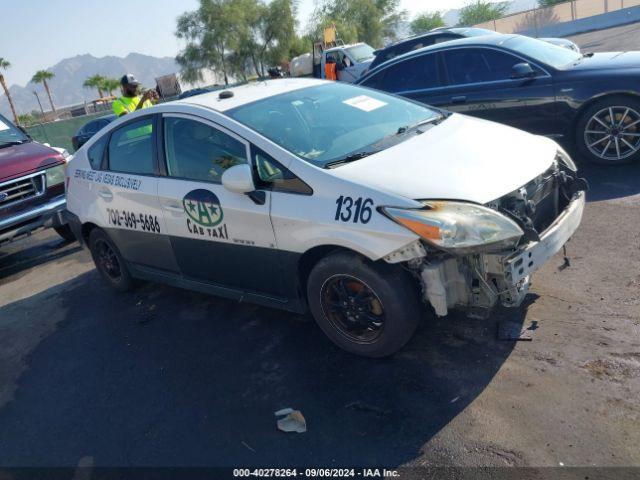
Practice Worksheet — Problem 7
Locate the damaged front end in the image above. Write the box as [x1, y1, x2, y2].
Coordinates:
[383, 153, 587, 318]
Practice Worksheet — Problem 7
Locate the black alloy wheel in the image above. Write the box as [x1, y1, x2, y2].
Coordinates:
[306, 251, 421, 357]
[89, 228, 135, 292]
[320, 274, 385, 344]
[95, 238, 122, 282]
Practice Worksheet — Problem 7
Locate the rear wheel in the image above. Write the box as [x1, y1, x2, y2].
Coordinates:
[577, 96, 640, 165]
[54, 225, 77, 242]
[307, 252, 421, 357]
[89, 229, 135, 292]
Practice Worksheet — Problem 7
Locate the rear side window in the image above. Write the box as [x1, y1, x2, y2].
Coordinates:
[87, 135, 107, 170]
[443, 48, 522, 85]
[163, 117, 247, 183]
[363, 53, 441, 93]
[107, 117, 155, 175]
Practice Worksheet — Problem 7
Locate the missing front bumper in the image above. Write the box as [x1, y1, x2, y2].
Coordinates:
[420, 192, 585, 317]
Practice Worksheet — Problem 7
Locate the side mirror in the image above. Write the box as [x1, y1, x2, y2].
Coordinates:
[511, 62, 536, 79]
[221, 164, 255, 194]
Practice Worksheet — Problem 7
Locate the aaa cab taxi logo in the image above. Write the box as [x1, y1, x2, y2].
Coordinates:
[183, 189, 229, 240]
[183, 189, 223, 227]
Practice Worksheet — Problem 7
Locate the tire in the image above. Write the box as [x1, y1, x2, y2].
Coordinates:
[306, 251, 421, 357]
[54, 224, 77, 243]
[576, 95, 640, 165]
[88, 228, 135, 292]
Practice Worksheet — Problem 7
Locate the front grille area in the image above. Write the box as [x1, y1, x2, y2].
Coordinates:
[0, 172, 46, 209]
[488, 163, 571, 236]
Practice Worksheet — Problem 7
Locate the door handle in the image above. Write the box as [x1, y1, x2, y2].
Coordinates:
[164, 204, 184, 213]
[97, 189, 112, 200]
[451, 95, 467, 104]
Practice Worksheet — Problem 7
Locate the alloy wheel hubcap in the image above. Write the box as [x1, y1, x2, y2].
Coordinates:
[584, 106, 640, 161]
[320, 275, 385, 343]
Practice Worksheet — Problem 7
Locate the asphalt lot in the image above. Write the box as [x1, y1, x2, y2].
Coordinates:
[568, 21, 640, 52]
[0, 24, 639, 471]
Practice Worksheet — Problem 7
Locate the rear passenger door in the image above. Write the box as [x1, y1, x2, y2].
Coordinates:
[99, 115, 179, 272]
[156, 114, 283, 296]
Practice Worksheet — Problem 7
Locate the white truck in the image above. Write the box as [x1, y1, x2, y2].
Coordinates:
[290, 42, 376, 83]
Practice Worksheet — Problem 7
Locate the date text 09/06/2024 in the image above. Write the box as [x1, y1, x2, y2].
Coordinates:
[232, 468, 400, 477]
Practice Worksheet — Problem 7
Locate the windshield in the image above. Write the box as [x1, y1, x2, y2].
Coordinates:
[506, 35, 581, 68]
[345, 44, 376, 63]
[227, 83, 441, 167]
[0, 114, 29, 146]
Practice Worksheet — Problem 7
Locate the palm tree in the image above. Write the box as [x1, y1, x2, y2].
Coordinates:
[101, 78, 121, 97]
[0, 58, 19, 125]
[83, 74, 107, 99]
[31, 70, 56, 113]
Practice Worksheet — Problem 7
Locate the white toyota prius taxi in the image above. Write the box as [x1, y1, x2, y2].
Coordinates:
[65, 79, 587, 357]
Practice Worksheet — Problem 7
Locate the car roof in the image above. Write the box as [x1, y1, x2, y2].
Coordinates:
[96, 114, 116, 121]
[325, 43, 367, 53]
[364, 34, 519, 78]
[174, 78, 326, 112]
[378, 28, 474, 51]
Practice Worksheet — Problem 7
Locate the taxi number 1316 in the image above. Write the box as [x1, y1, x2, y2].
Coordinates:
[335, 196, 373, 224]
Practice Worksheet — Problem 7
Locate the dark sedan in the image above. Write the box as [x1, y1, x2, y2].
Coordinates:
[357, 35, 640, 164]
[72, 114, 115, 151]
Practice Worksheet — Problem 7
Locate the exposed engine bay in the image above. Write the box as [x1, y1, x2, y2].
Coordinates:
[405, 161, 589, 318]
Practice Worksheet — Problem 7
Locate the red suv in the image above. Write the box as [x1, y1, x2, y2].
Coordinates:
[0, 113, 74, 244]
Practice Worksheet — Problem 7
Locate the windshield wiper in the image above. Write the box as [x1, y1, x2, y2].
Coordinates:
[0, 140, 26, 149]
[325, 151, 375, 168]
[396, 114, 445, 135]
[582, 52, 594, 58]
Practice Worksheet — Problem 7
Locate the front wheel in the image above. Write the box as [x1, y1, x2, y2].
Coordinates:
[576, 96, 640, 165]
[307, 252, 421, 357]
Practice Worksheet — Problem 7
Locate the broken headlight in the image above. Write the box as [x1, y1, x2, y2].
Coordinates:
[381, 201, 524, 254]
[556, 147, 577, 171]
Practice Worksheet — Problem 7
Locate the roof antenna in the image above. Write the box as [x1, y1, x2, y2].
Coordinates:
[219, 90, 234, 99]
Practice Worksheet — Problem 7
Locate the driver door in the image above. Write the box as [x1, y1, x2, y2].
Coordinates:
[156, 113, 284, 296]
[433, 47, 557, 135]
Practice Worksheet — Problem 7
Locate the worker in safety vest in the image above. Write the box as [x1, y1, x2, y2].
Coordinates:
[325, 55, 337, 81]
[112, 74, 158, 117]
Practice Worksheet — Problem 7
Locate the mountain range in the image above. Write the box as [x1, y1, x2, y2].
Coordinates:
[1, 0, 541, 119]
[0, 53, 179, 118]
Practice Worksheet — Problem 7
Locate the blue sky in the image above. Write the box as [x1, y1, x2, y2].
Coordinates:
[1, 0, 475, 87]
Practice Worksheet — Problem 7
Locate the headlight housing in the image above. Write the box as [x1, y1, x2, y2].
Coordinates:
[381, 201, 524, 254]
[556, 147, 577, 171]
[46, 164, 66, 186]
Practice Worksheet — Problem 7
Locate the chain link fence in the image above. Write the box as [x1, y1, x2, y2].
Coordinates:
[476, 0, 640, 35]
[25, 112, 110, 153]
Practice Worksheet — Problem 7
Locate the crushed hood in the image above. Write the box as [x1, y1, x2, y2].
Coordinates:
[330, 113, 557, 204]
